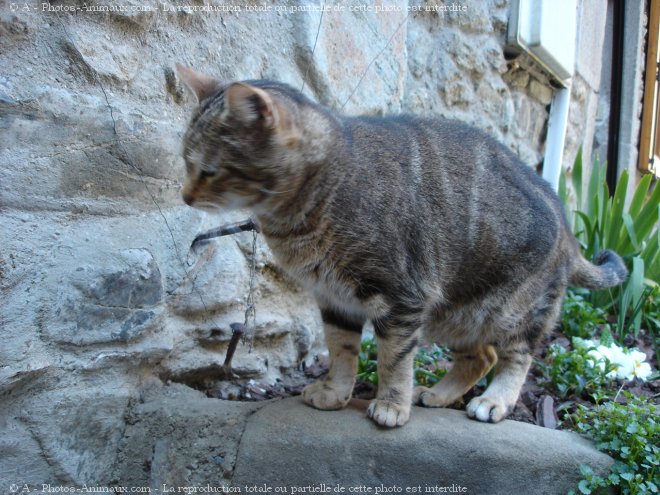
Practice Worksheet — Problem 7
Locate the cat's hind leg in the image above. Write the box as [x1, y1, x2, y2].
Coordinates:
[465, 343, 531, 422]
[413, 345, 497, 408]
[466, 281, 564, 423]
[302, 307, 363, 410]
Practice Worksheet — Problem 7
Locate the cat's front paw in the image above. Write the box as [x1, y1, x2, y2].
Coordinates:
[366, 399, 410, 427]
[302, 380, 351, 410]
[466, 396, 512, 423]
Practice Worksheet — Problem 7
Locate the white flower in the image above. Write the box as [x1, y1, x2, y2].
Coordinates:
[582, 342, 653, 382]
[634, 362, 652, 380]
[628, 349, 648, 364]
[614, 355, 635, 381]
[587, 348, 607, 372]
[628, 350, 653, 381]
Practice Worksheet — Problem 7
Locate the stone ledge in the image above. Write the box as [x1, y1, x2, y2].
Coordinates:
[231, 397, 612, 494]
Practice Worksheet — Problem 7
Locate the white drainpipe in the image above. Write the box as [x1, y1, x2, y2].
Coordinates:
[541, 84, 572, 191]
[507, 0, 577, 191]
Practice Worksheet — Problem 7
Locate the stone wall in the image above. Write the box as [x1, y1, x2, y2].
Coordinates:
[1, 0, 603, 486]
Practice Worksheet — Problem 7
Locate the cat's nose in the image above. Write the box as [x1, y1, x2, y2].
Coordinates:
[182, 192, 195, 206]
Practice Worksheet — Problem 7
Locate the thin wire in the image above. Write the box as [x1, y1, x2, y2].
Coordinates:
[58, 10, 410, 364]
[56, 16, 219, 328]
[243, 229, 259, 349]
[301, 2, 325, 94]
[341, 14, 409, 111]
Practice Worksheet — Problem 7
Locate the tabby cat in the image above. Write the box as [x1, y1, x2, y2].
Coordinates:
[175, 65, 627, 427]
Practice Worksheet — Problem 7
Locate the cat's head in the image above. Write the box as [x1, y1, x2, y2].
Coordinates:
[176, 65, 304, 212]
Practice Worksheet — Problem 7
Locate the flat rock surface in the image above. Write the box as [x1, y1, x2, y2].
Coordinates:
[231, 397, 613, 495]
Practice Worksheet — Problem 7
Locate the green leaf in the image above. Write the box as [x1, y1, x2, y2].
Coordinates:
[599, 325, 614, 346]
[608, 473, 621, 485]
[617, 257, 645, 338]
[628, 173, 652, 218]
[574, 211, 596, 258]
[622, 212, 641, 254]
[632, 179, 660, 248]
[630, 257, 646, 334]
[640, 229, 660, 285]
[587, 161, 603, 223]
[642, 230, 660, 283]
[572, 147, 584, 211]
[605, 169, 628, 250]
[578, 480, 592, 494]
[621, 472, 634, 482]
[580, 464, 595, 477]
[559, 169, 569, 216]
[600, 181, 611, 246]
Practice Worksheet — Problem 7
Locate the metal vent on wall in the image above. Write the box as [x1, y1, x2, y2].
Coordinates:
[507, 0, 578, 87]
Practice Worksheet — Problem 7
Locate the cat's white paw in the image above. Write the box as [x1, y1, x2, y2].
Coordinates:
[413, 386, 457, 408]
[466, 396, 512, 423]
[367, 399, 410, 427]
[302, 380, 351, 410]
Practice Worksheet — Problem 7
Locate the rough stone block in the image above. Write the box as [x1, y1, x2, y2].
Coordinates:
[44, 248, 164, 345]
[504, 68, 531, 89]
[113, 384, 262, 486]
[12, 386, 132, 485]
[169, 239, 249, 317]
[231, 398, 614, 493]
[528, 78, 554, 105]
[64, 25, 140, 83]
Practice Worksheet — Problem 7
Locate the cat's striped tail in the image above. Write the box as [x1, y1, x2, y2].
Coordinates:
[569, 250, 628, 289]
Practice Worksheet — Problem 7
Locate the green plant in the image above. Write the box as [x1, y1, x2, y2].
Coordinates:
[642, 286, 660, 361]
[558, 150, 660, 340]
[357, 337, 378, 385]
[616, 257, 648, 341]
[559, 150, 660, 266]
[568, 393, 659, 495]
[538, 338, 616, 399]
[356, 338, 449, 387]
[414, 343, 449, 387]
[643, 286, 660, 333]
[562, 288, 608, 339]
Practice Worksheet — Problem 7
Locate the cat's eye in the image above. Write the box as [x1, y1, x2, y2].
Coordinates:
[199, 170, 216, 179]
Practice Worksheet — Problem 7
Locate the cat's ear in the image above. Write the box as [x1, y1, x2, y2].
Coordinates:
[176, 64, 222, 103]
[224, 82, 278, 129]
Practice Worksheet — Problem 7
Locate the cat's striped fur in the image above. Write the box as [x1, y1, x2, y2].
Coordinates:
[176, 65, 628, 427]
